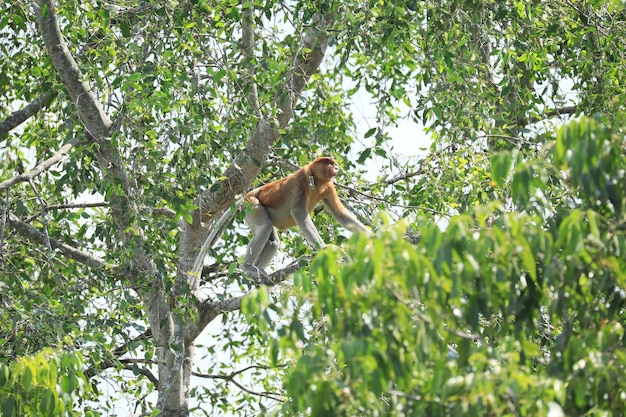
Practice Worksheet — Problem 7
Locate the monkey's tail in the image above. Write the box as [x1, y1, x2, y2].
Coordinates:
[191, 200, 242, 276]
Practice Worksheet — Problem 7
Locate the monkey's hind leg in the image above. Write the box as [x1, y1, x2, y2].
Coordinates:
[243, 206, 278, 284]
[253, 229, 280, 269]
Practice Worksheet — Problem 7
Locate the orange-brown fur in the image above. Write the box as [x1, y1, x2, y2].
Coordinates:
[245, 157, 344, 230]
[191, 157, 369, 283]
[242, 157, 368, 278]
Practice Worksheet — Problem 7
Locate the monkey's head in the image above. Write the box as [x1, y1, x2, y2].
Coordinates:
[310, 157, 338, 180]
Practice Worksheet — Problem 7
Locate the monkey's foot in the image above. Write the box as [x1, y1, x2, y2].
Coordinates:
[241, 263, 273, 285]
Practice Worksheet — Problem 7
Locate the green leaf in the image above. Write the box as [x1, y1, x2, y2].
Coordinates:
[490, 152, 512, 187]
[364, 127, 377, 138]
[21, 364, 33, 391]
[0, 363, 10, 388]
[357, 148, 371, 164]
[1, 395, 17, 417]
[60, 374, 76, 393]
[519, 238, 536, 282]
[120, 20, 131, 38]
[39, 388, 57, 416]
[214, 69, 227, 83]
[182, 210, 194, 225]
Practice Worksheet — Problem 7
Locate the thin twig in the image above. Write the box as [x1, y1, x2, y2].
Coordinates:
[0, 138, 78, 191]
[87, 358, 159, 386]
[23, 202, 108, 223]
[336, 183, 450, 217]
[193, 364, 286, 402]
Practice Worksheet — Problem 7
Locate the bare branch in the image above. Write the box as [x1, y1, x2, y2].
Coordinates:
[21, 203, 174, 224]
[0, 90, 57, 138]
[5, 211, 105, 269]
[384, 167, 426, 185]
[519, 106, 579, 127]
[193, 364, 285, 402]
[113, 329, 153, 358]
[121, 362, 159, 386]
[260, 255, 311, 285]
[85, 329, 153, 380]
[387, 389, 422, 402]
[152, 207, 176, 218]
[542, 105, 578, 120]
[86, 358, 159, 386]
[0, 138, 78, 191]
[23, 202, 108, 223]
[336, 182, 450, 217]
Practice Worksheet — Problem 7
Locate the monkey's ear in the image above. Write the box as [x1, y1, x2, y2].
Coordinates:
[309, 175, 316, 190]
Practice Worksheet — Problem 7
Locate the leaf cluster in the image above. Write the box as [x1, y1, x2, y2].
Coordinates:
[0, 348, 97, 417]
[245, 116, 626, 416]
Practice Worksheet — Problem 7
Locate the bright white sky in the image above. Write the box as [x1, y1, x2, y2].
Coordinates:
[348, 87, 431, 180]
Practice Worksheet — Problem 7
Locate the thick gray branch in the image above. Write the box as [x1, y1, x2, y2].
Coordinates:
[541, 105, 578, 121]
[33, 0, 112, 138]
[242, 4, 261, 117]
[0, 90, 56, 137]
[518, 105, 579, 127]
[6, 211, 105, 269]
[199, 13, 334, 215]
[276, 14, 332, 127]
[33, 0, 135, 199]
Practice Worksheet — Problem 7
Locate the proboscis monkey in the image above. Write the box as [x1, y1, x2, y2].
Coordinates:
[191, 157, 369, 283]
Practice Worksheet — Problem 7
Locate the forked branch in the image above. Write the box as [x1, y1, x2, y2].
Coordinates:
[187, 256, 310, 343]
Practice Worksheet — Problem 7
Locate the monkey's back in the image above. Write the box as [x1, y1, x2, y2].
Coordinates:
[249, 169, 328, 230]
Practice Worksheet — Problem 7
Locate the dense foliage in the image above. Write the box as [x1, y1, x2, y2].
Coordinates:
[1, 0, 625, 416]
[0, 349, 96, 417]
[247, 116, 626, 416]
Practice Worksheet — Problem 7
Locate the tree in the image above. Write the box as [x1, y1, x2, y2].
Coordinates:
[1, 0, 625, 416]
[2, 1, 359, 415]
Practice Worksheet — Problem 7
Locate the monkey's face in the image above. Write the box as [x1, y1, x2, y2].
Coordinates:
[310, 157, 338, 180]
[326, 161, 338, 178]
[320, 159, 337, 179]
